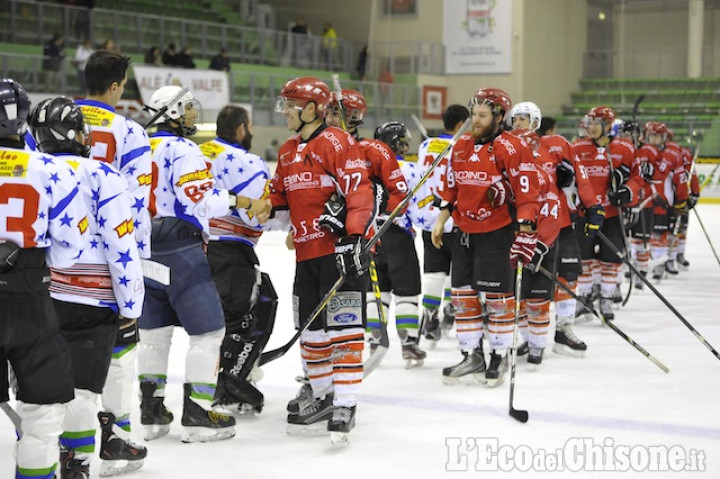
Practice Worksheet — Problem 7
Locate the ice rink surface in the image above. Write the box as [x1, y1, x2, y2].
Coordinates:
[2, 205, 719, 478]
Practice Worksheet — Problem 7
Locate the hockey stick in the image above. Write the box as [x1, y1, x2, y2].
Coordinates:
[537, 266, 669, 373]
[630, 94, 645, 149]
[700, 161, 720, 190]
[692, 207, 720, 268]
[259, 118, 473, 366]
[410, 114, 429, 141]
[142, 86, 190, 128]
[605, 149, 634, 307]
[1, 402, 22, 438]
[597, 230, 720, 362]
[509, 262, 528, 423]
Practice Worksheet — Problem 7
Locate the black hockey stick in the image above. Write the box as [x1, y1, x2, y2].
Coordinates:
[509, 262, 528, 423]
[605, 150, 634, 307]
[1, 402, 22, 438]
[259, 118, 473, 366]
[692, 207, 720, 268]
[537, 266, 669, 373]
[597, 230, 720, 362]
[143, 86, 190, 128]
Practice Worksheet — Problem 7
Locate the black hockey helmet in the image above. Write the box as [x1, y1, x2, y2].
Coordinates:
[374, 121, 411, 155]
[30, 97, 92, 157]
[0, 78, 31, 138]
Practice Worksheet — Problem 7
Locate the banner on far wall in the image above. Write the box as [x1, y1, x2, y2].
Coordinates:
[443, 0, 513, 74]
[132, 65, 230, 112]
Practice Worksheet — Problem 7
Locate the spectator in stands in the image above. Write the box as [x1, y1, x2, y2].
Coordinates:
[144, 46, 160, 65]
[43, 33, 66, 91]
[322, 22, 338, 69]
[378, 64, 394, 111]
[209, 48, 231, 72]
[176, 47, 196, 69]
[290, 18, 308, 66]
[356, 46, 368, 81]
[99, 39, 117, 52]
[162, 43, 177, 66]
[72, 38, 94, 94]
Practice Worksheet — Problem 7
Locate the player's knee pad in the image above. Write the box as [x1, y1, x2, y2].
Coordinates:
[450, 287, 482, 318]
[16, 401, 64, 466]
[186, 328, 225, 385]
[63, 389, 99, 441]
[422, 271, 446, 309]
[326, 290, 364, 330]
[137, 325, 173, 380]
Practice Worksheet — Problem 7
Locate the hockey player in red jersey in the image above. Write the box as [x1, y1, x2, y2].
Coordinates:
[572, 106, 636, 321]
[431, 88, 540, 387]
[665, 129, 699, 269]
[0, 79, 88, 479]
[253, 77, 374, 443]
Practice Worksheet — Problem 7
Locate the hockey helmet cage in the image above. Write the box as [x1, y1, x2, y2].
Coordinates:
[510, 128, 540, 152]
[30, 97, 92, 157]
[147, 85, 201, 136]
[0, 78, 31, 138]
[508, 101, 542, 131]
[374, 121, 411, 156]
[469, 88, 512, 120]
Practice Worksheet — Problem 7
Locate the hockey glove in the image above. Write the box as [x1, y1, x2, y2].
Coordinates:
[640, 161, 654, 182]
[673, 200, 688, 216]
[608, 186, 632, 207]
[318, 193, 347, 236]
[610, 164, 631, 189]
[0, 240, 20, 273]
[623, 208, 640, 229]
[527, 240, 549, 273]
[509, 230, 538, 267]
[584, 205, 605, 237]
[335, 235, 369, 281]
[653, 195, 669, 210]
[688, 193, 700, 209]
[556, 159, 575, 188]
[373, 181, 389, 215]
[487, 179, 514, 207]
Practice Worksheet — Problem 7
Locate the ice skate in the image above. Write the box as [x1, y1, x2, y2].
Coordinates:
[652, 263, 665, 281]
[516, 341, 529, 356]
[553, 324, 587, 358]
[527, 347, 544, 371]
[442, 346, 486, 385]
[286, 393, 334, 436]
[98, 412, 146, 477]
[286, 377, 313, 415]
[440, 303, 455, 337]
[422, 308, 441, 349]
[402, 342, 426, 368]
[574, 293, 593, 323]
[485, 351, 508, 388]
[612, 284, 623, 303]
[328, 406, 356, 446]
[599, 297, 614, 321]
[635, 271, 647, 290]
[180, 383, 236, 443]
[676, 253, 690, 268]
[59, 446, 90, 479]
[139, 380, 173, 441]
[665, 259, 679, 275]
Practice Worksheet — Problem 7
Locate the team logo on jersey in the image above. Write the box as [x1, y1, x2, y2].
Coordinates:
[199, 141, 226, 160]
[137, 172, 152, 186]
[176, 169, 211, 186]
[149, 138, 164, 153]
[80, 106, 115, 127]
[114, 218, 135, 238]
[427, 139, 450, 154]
[0, 151, 29, 178]
[78, 216, 89, 234]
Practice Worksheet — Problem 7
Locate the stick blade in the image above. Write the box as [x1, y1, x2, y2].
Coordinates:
[509, 408, 529, 423]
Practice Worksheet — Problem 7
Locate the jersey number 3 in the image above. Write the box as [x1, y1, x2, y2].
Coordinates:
[0, 183, 40, 247]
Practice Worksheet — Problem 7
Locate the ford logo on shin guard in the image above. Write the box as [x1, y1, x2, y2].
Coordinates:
[334, 313, 357, 324]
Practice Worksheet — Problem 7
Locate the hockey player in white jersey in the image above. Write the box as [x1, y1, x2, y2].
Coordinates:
[137, 85, 261, 443]
[0, 79, 88, 479]
[77, 50, 153, 460]
[200, 105, 278, 417]
[30, 97, 147, 478]
[416, 105, 469, 345]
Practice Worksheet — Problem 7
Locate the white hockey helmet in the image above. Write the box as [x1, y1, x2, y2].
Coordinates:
[147, 85, 201, 136]
[508, 101, 542, 131]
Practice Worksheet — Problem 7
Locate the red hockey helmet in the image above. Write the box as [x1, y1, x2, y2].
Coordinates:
[644, 121, 668, 137]
[276, 76, 331, 113]
[329, 89, 366, 125]
[587, 106, 616, 123]
[468, 88, 512, 119]
[510, 128, 540, 152]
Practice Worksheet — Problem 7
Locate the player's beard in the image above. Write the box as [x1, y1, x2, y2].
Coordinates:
[242, 132, 253, 151]
[471, 119, 498, 142]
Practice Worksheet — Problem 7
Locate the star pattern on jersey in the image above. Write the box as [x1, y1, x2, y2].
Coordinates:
[127, 165, 137, 176]
[60, 213, 73, 227]
[115, 249, 133, 269]
[137, 239, 146, 251]
[98, 162, 120, 176]
[225, 153, 235, 163]
[164, 158, 172, 169]
[41, 155, 54, 165]
[45, 186, 52, 195]
[124, 299, 136, 310]
[38, 211, 46, 219]
[212, 188, 221, 196]
[90, 238, 99, 249]
[132, 196, 145, 211]
[118, 275, 130, 287]
[97, 216, 107, 228]
[50, 173, 60, 184]
[72, 248, 84, 260]
[91, 188, 100, 203]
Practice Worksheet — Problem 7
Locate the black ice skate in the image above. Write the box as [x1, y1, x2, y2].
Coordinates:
[516, 341, 529, 356]
[60, 446, 90, 479]
[422, 308, 441, 348]
[286, 393, 334, 436]
[574, 294, 593, 323]
[600, 297, 614, 321]
[527, 347, 544, 370]
[553, 324, 587, 358]
[286, 376, 313, 415]
[139, 380, 173, 441]
[328, 406, 356, 446]
[98, 412, 146, 477]
[676, 253, 690, 268]
[652, 263, 665, 281]
[665, 259, 679, 275]
[485, 351, 508, 388]
[440, 303, 456, 337]
[180, 383, 236, 443]
[635, 271, 647, 290]
[442, 346, 486, 385]
[399, 329, 426, 368]
[612, 284, 623, 303]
